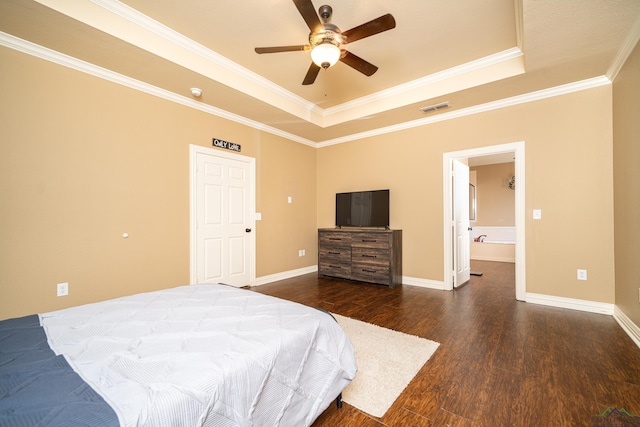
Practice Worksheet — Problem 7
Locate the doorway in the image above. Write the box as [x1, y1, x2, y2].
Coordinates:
[190, 144, 256, 287]
[443, 141, 525, 300]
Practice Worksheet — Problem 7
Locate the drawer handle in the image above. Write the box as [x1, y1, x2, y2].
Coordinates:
[361, 239, 377, 243]
[328, 251, 341, 255]
[362, 269, 377, 273]
[329, 238, 343, 241]
[329, 265, 343, 269]
[362, 254, 377, 258]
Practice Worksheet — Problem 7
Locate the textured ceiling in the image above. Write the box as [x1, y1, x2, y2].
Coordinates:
[1, 0, 639, 144]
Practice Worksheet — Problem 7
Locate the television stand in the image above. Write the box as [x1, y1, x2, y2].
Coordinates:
[318, 228, 402, 288]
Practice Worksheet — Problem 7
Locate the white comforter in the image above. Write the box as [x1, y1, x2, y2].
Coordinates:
[41, 284, 357, 427]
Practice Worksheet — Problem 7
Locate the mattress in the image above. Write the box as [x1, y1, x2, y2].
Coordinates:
[2, 284, 357, 426]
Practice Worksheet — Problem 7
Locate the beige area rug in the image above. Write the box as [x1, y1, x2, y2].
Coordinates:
[333, 314, 440, 418]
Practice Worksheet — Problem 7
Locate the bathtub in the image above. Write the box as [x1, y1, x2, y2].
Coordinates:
[470, 226, 515, 263]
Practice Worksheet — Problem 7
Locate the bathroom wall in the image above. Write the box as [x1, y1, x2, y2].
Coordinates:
[470, 162, 516, 262]
[470, 162, 515, 227]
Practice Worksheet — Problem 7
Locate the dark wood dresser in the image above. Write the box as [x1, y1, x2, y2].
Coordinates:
[318, 228, 402, 288]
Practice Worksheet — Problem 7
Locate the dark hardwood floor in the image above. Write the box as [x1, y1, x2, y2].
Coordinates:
[252, 260, 640, 426]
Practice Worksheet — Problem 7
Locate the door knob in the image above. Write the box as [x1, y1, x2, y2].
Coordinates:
[245, 228, 252, 233]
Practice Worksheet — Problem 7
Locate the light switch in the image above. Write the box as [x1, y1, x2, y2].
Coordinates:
[533, 209, 542, 220]
[287, 196, 292, 204]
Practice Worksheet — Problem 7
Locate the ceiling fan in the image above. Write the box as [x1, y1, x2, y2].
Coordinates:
[255, 0, 396, 85]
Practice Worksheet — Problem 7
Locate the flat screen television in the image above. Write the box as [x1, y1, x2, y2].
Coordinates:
[335, 189, 390, 228]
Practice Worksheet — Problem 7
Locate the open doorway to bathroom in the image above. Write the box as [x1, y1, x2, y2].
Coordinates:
[469, 155, 515, 268]
[443, 142, 525, 301]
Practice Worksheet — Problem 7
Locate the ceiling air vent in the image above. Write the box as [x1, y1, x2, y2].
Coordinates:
[419, 102, 451, 114]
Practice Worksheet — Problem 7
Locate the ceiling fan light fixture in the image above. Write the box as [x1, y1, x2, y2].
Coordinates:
[255, 1, 396, 85]
[311, 41, 341, 69]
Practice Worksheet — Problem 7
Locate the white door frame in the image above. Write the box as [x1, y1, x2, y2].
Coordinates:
[189, 144, 256, 286]
[443, 141, 526, 300]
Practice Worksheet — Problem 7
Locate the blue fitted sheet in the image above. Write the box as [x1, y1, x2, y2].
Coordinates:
[0, 314, 119, 426]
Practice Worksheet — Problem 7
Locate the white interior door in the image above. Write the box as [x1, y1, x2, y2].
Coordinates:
[191, 146, 255, 287]
[453, 160, 471, 287]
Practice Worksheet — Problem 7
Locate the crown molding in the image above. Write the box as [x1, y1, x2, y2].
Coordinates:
[83, 1, 524, 128]
[35, 0, 319, 124]
[607, 13, 640, 81]
[1, 31, 610, 150]
[0, 31, 317, 148]
[316, 76, 611, 148]
[514, 0, 524, 52]
[321, 48, 524, 127]
[91, 0, 315, 111]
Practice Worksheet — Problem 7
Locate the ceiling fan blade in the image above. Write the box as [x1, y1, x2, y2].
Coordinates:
[293, 0, 323, 33]
[255, 45, 309, 54]
[340, 51, 378, 76]
[302, 63, 321, 85]
[342, 14, 396, 44]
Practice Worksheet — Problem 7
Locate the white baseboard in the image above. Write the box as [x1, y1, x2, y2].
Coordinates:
[254, 265, 318, 286]
[255, 268, 446, 291]
[402, 276, 447, 290]
[525, 292, 614, 315]
[470, 256, 515, 263]
[613, 306, 640, 349]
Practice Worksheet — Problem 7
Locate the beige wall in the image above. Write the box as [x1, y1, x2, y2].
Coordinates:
[318, 85, 615, 303]
[470, 162, 515, 226]
[0, 47, 317, 319]
[256, 134, 317, 275]
[1, 43, 620, 319]
[613, 42, 640, 325]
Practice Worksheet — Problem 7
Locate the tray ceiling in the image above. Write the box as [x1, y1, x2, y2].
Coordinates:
[1, 0, 639, 145]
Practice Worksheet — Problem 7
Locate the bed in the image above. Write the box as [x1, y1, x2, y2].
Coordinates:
[0, 284, 357, 426]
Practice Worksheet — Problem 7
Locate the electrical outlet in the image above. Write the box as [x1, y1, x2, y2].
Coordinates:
[298, 249, 306, 257]
[57, 282, 69, 297]
[577, 269, 587, 281]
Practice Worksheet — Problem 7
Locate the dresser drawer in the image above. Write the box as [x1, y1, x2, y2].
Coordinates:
[319, 247, 351, 263]
[351, 264, 392, 285]
[350, 233, 390, 249]
[319, 231, 352, 247]
[351, 247, 390, 266]
[319, 261, 351, 279]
